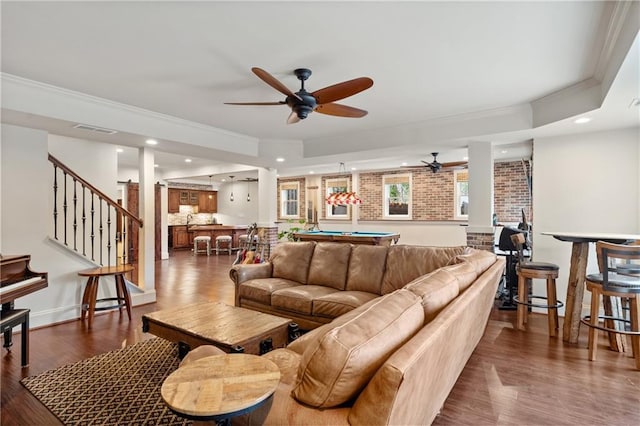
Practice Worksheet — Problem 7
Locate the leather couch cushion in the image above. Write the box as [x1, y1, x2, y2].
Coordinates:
[287, 297, 382, 356]
[238, 278, 300, 305]
[312, 291, 379, 319]
[405, 269, 460, 322]
[452, 248, 497, 274]
[271, 241, 316, 284]
[345, 245, 388, 294]
[307, 243, 352, 290]
[440, 261, 478, 291]
[381, 245, 466, 294]
[292, 289, 424, 408]
[271, 285, 339, 315]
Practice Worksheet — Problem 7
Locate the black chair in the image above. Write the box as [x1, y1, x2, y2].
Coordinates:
[581, 241, 640, 369]
[495, 226, 528, 310]
[511, 232, 563, 337]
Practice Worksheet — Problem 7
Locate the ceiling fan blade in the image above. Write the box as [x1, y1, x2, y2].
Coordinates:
[251, 67, 301, 100]
[315, 103, 368, 118]
[441, 161, 468, 168]
[312, 77, 373, 104]
[224, 101, 285, 105]
[287, 111, 301, 125]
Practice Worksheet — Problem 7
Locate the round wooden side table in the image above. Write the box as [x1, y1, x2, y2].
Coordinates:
[161, 354, 280, 424]
[77, 264, 134, 329]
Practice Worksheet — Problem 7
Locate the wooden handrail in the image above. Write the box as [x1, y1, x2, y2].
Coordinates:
[48, 154, 143, 227]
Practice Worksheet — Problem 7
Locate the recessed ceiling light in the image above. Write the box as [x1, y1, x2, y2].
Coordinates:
[116, 148, 123, 153]
[574, 117, 591, 124]
[501, 150, 508, 154]
[154, 164, 159, 168]
[309, 171, 314, 174]
[463, 156, 468, 161]
[351, 167, 357, 171]
[401, 162, 408, 166]
[221, 178, 226, 182]
[185, 158, 192, 163]
[276, 157, 285, 162]
[146, 139, 158, 145]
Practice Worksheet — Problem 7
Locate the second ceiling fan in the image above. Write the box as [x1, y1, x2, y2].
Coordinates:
[225, 67, 373, 124]
[403, 152, 468, 173]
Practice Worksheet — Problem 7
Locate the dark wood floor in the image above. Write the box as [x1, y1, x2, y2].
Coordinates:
[2, 250, 639, 425]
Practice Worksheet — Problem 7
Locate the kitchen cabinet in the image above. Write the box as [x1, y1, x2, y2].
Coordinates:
[199, 191, 217, 213]
[168, 189, 180, 213]
[172, 226, 191, 249]
[178, 190, 199, 206]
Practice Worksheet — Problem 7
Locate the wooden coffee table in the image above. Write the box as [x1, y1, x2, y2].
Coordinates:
[161, 354, 279, 424]
[142, 301, 292, 357]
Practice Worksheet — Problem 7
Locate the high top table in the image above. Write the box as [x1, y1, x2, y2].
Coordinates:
[541, 232, 640, 348]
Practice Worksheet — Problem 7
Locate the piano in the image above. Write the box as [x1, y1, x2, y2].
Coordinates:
[1, 254, 48, 367]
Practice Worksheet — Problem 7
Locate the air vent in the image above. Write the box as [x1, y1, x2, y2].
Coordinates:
[73, 124, 118, 135]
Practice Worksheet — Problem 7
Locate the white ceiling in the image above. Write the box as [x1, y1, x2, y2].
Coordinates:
[1, 1, 638, 183]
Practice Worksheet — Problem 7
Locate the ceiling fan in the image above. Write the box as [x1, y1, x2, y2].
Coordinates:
[225, 67, 373, 124]
[403, 152, 468, 173]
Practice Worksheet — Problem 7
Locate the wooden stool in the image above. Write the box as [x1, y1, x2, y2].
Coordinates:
[77, 265, 134, 329]
[193, 236, 211, 256]
[511, 233, 563, 337]
[581, 241, 640, 369]
[215, 235, 232, 255]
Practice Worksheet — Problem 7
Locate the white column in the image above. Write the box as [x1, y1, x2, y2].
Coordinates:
[160, 183, 169, 260]
[351, 171, 359, 227]
[138, 147, 155, 291]
[258, 168, 278, 227]
[467, 141, 494, 233]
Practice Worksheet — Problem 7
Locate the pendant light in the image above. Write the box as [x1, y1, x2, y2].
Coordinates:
[325, 162, 362, 205]
[247, 179, 251, 202]
[229, 175, 235, 202]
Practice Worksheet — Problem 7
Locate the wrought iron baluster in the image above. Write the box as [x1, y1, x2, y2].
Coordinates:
[122, 215, 128, 265]
[107, 206, 112, 267]
[73, 178, 78, 251]
[99, 199, 103, 266]
[90, 193, 95, 261]
[82, 185, 86, 256]
[53, 164, 58, 240]
[63, 171, 68, 246]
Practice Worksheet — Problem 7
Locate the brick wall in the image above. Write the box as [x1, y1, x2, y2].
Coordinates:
[278, 160, 531, 222]
[494, 161, 532, 223]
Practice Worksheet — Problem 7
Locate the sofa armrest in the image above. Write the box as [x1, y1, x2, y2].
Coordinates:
[230, 262, 274, 306]
[229, 262, 273, 285]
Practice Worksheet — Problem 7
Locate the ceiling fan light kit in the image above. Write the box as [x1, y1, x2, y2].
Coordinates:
[225, 67, 373, 124]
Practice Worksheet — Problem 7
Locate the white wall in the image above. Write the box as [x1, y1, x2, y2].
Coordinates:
[532, 127, 640, 316]
[215, 181, 260, 225]
[0, 125, 147, 328]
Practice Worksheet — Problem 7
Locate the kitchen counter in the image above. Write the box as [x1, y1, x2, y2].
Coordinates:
[171, 225, 249, 249]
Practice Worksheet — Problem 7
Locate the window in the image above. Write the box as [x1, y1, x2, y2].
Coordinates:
[280, 181, 299, 218]
[454, 170, 469, 219]
[383, 173, 411, 219]
[325, 178, 350, 219]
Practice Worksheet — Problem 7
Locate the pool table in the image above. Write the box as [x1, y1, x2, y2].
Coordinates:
[292, 230, 400, 246]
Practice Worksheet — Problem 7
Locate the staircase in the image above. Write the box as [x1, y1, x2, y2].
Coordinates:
[48, 154, 143, 286]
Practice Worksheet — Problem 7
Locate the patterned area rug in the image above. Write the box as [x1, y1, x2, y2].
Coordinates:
[21, 338, 191, 425]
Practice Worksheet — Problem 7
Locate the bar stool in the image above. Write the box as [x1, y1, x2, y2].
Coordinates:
[215, 235, 233, 255]
[581, 241, 640, 369]
[511, 233, 564, 337]
[193, 236, 211, 256]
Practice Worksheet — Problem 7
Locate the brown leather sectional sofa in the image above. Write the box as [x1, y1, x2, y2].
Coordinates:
[230, 241, 469, 330]
[218, 241, 505, 425]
